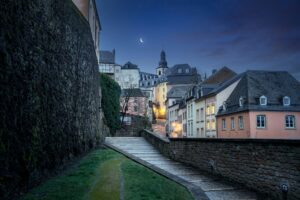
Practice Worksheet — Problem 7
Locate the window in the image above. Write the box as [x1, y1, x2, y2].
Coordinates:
[178, 68, 182, 73]
[196, 109, 200, 121]
[134, 106, 138, 112]
[206, 121, 210, 130]
[239, 97, 245, 107]
[257, 115, 266, 128]
[206, 106, 210, 115]
[200, 108, 204, 121]
[158, 71, 161, 75]
[238, 116, 244, 129]
[211, 120, 216, 130]
[283, 96, 290, 106]
[211, 104, 215, 114]
[223, 101, 227, 111]
[259, 95, 267, 105]
[285, 115, 295, 128]
[185, 69, 190, 73]
[191, 104, 193, 117]
[222, 119, 226, 130]
[231, 117, 235, 130]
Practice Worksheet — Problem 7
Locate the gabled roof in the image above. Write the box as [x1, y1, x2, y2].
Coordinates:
[203, 66, 237, 84]
[218, 70, 300, 115]
[167, 85, 191, 98]
[99, 50, 115, 64]
[121, 88, 145, 97]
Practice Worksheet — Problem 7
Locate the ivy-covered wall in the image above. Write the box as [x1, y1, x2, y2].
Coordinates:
[100, 73, 121, 135]
[0, 1, 102, 199]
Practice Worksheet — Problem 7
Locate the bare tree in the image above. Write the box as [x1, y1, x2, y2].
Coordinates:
[120, 86, 135, 126]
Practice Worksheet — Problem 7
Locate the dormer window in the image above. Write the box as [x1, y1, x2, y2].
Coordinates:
[185, 69, 190, 73]
[178, 68, 182, 73]
[283, 96, 290, 106]
[259, 95, 267, 106]
[223, 101, 227, 111]
[239, 97, 245, 107]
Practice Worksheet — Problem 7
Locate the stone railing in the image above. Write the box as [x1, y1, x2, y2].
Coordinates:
[141, 129, 300, 200]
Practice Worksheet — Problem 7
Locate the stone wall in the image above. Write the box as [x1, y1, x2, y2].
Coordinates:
[142, 130, 300, 200]
[0, 1, 102, 199]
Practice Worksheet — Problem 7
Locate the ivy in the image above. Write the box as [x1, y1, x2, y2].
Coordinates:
[99, 73, 121, 135]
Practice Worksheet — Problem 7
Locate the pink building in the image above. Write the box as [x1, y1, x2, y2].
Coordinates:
[120, 88, 147, 117]
[217, 71, 300, 139]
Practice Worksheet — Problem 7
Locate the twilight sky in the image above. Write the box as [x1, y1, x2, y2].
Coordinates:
[96, 0, 300, 80]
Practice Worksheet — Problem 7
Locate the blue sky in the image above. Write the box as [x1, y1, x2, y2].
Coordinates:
[96, 0, 300, 80]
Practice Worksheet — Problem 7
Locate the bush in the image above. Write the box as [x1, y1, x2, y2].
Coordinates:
[99, 73, 121, 135]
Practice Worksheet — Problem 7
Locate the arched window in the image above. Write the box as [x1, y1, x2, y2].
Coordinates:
[259, 95, 267, 106]
[283, 96, 290, 106]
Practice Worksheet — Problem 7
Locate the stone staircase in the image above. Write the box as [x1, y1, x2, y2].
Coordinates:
[105, 137, 258, 200]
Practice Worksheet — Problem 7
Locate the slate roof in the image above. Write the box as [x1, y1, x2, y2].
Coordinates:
[203, 66, 237, 84]
[166, 64, 199, 85]
[122, 62, 139, 69]
[167, 85, 191, 98]
[121, 88, 145, 97]
[217, 70, 300, 116]
[99, 50, 115, 64]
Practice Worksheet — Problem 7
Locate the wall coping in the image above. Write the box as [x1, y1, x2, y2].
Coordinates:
[143, 129, 170, 143]
[169, 137, 300, 145]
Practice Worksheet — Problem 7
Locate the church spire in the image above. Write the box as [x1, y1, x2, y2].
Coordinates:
[159, 50, 167, 68]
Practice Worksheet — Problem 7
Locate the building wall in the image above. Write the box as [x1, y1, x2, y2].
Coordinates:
[205, 96, 217, 137]
[217, 111, 300, 139]
[154, 82, 168, 118]
[249, 111, 300, 139]
[217, 112, 251, 138]
[186, 99, 196, 138]
[142, 130, 300, 200]
[72, 0, 100, 61]
[118, 69, 140, 89]
[168, 104, 181, 137]
[120, 96, 146, 117]
[195, 99, 206, 137]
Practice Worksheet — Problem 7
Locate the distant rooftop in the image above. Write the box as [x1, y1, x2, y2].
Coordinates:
[203, 66, 236, 84]
[121, 88, 145, 97]
[122, 62, 139, 70]
[99, 50, 115, 64]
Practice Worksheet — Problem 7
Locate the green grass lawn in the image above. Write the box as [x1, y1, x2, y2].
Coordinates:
[22, 148, 194, 200]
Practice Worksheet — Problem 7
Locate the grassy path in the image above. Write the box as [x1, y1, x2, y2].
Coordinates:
[22, 148, 193, 200]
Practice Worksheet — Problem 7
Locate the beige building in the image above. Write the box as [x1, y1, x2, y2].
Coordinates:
[72, 0, 101, 61]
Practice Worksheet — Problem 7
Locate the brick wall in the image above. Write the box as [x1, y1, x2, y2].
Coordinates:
[142, 130, 300, 200]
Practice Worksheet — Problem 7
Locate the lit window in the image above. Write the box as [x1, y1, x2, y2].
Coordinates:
[211, 120, 216, 130]
[257, 115, 266, 128]
[285, 115, 295, 128]
[206, 106, 210, 115]
[238, 116, 244, 129]
[206, 121, 210, 130]
[231, 118, 235, 130]
[259, 96, 267, 106]
[211, 104, 215, 114]
[283, 96, 290, 106]
[222, 119, 226, 130]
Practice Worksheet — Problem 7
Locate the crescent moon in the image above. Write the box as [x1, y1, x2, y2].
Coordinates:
[139, 38, 144, 43]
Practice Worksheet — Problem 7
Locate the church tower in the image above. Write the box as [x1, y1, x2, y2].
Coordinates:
[156, 50, 168, 77]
